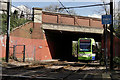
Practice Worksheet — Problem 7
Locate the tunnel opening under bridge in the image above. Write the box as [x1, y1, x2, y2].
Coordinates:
[45, 29, 102, 61]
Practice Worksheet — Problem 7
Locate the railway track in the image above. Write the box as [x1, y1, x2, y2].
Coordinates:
[2, 60, 108, 80]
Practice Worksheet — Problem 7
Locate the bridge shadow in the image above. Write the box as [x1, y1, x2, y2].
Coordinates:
[2, 60, 108, 80]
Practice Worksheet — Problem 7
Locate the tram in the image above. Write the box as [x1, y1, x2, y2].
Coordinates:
[78, 38, 96, 60]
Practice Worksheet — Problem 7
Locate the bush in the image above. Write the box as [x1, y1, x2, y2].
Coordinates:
[1, 13, 31, 34]
[113, 57, 120, 64]
[0, 57, 6, 62]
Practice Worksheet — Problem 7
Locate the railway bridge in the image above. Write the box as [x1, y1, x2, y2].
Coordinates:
[32, 8, 103, 60]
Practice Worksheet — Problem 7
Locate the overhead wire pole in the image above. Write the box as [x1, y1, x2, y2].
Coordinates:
[6, 0, 11, 62]
[105, 24, 108, 73]
[110, 0, 113, 70]
[102, 0, 108, 72]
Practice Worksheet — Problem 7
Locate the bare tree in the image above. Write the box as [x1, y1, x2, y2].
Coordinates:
[43, 4, 77, 15]
[101, 0, 120, 37]
[23, 5, 31, 19]
[101, 0, 110, 14]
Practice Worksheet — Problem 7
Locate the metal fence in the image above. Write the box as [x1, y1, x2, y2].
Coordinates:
[13, 45, 25, 62]
[12, 44, 36, 62]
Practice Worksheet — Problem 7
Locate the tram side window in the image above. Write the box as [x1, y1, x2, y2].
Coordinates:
[92, 45, 96, 52]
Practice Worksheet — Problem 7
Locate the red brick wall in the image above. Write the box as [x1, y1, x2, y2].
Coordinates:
[76, 18, 89, 27]
[113, 36, 120, 57]
[31, 23, 44, 39]
[42, 11, 103, 28]
[10, 22, 33, 38]
[42, 13, 58, 24]
[11, 22, 44, 39]
[90, 19, 103, 28]
[0, 22, 52, 61]
[0, 36, 52, 60]
[0, 35, 6, 58]
[0, 37, 2, 58]
[60, 15, 74, 25]
[102, 32, 120, 57]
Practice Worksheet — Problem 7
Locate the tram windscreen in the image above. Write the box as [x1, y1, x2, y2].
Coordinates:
[79, 39, 91, 52]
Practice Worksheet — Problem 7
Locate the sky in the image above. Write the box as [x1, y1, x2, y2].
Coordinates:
[11, 0, 120, 18]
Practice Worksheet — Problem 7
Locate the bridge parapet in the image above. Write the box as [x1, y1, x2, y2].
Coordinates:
[33, 8, 103, 34]
[33, 8, 103, 28]
[42, 11, 103, 28]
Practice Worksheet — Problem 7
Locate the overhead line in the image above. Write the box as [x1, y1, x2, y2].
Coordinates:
[58, 3, 110, 10]
[58, 0, 81, 26]
[58, 0, 70, 14]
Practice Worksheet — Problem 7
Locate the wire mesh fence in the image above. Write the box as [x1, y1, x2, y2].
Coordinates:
[25, 45, 36, 61]
[11, 44, 36, 62]
[12, 44, 37, 62]
[13, 45, 25, 62]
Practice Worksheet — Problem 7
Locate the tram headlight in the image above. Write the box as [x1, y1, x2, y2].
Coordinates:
[88, 54, 91, 57]
[79, 54, 82, 57]
[86, 54, 91, 57]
